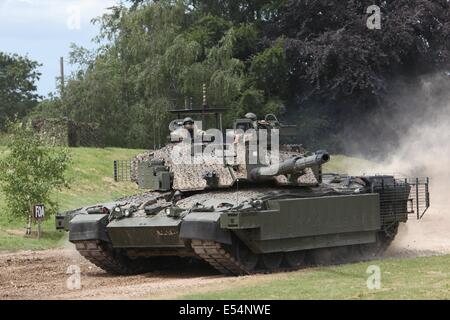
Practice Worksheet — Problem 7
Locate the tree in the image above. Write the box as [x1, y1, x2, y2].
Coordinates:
[267, 0, 450, 151]
[56, 1, 248, 147]
[39, 0, 449, 152]
[0, 52, 41, 130]
[277, 0, 450, 104]
[0, 122, 72, 235]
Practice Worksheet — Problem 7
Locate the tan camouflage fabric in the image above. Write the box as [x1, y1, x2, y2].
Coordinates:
[131, 140, 318, 191]
[152, 143, 234, 191]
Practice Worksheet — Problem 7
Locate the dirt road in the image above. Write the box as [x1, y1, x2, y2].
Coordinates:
[0, 244, 288, 300]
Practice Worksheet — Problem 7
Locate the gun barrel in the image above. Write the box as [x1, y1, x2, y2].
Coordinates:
[250, 151, 330, 181]
[293, 151, 330, 171]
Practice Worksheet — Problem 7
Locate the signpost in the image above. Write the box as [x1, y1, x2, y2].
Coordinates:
[33, 205, 45, 240]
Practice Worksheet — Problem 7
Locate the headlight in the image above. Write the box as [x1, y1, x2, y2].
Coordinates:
[114, 207, 121, 213]
[165, 208, 171, 216]
[124, 209, 131, 217]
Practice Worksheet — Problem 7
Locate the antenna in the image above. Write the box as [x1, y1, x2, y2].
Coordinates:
[60, 57, 65, 96]
[202, 83, 208, 109]
[236, 178, 239, 205]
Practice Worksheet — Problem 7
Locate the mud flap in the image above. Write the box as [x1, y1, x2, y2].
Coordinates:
[180, 212, 232, 245]
[69, 214, 110, 243]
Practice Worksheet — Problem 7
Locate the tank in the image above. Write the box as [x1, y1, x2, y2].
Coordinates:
[55, 109, 431, 275]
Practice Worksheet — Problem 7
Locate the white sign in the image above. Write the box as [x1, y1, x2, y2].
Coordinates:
[34, 205, 45, 220]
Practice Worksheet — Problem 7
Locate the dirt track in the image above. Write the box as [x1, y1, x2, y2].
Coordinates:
[0, 244, 291, 300]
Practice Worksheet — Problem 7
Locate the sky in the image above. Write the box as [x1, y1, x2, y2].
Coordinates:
[0, 0, 118, 97]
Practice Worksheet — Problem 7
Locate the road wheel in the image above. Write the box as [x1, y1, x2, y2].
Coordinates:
[360, 222, 400, 258]
[262, 253, 283, 270]
[310, 246, 352, 266]
[234, 241, 258, 272]
[284, 251, 306, 268]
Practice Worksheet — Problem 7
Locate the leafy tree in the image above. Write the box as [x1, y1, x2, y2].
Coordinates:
[36, 0, 449, 152]
[267, 0, 450, 151]
[0, 52, 41, 130]
[29, 94, 64, 119]
[55, 1, 247, 147]
[0, 121, 72, 234]
[278, 0, 450, 104]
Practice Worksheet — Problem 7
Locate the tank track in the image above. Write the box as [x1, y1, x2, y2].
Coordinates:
[191, 240, 249, 275]
[362, 222, 400, 257]
[191, 240, 306, 276]
[74, 223, 400, 276]
[74, 240, 145, 275]
[191, 226, 400, 276]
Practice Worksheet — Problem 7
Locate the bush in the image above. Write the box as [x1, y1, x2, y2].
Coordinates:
[0, 121, 71, 234]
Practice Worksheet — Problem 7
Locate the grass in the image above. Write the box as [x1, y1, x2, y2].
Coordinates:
[55, 147, 145, 211]
[0, 145, 145, 251]
[323, 155, 376, 175]
[0, 134, 11, 146]
[0, 228, 68, 251]
[181, 255, 450, 300]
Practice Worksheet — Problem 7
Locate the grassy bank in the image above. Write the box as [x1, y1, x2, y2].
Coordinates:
[323, 155, 376, 175]
[181, 255, 450, 300]
[0, 146, 144, 251]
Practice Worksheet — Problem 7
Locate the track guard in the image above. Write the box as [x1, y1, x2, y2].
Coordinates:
[69, 214, 110, 243]
[180, 212, 232, 245]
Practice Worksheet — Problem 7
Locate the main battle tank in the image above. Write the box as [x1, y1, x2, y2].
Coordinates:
[56, 109, 430, 275]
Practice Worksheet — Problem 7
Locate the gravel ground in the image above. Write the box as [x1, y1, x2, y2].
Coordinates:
[0, 244, 247, 300]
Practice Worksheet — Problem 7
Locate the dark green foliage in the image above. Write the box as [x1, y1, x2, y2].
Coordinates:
[249, 40, 288, 97]
[279, 0, 450, 102]
[32, 0, 449, 151]
[0, 52, 41, 130]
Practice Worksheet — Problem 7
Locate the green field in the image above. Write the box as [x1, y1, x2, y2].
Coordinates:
[0, 146, 145, 251]
[323, 155, 376, 175]
[181, 255, 450, 300]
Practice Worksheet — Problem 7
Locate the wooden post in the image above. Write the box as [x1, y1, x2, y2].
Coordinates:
[32, 204, 45, 240]
[26, 202, 32, 236]
[37, 219, 41, 240]
[202, 84, 207, 127]
[60, 57, 65, 96]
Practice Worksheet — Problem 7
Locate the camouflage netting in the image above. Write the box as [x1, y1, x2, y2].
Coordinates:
[123, 189, 272, 218]
[176, 189, 267, 208]
[31, 117, 103, 147]
[130, 141, 319, 191]
[152, 144, 234, 191]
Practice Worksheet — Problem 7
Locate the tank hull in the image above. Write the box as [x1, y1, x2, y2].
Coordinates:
[63, 180, 417, 275]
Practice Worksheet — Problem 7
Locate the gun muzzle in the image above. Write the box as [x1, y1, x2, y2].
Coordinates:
[250, 151, 330, 181]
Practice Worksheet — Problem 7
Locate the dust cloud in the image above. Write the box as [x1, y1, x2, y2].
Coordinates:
[348, 73, 450, 256]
